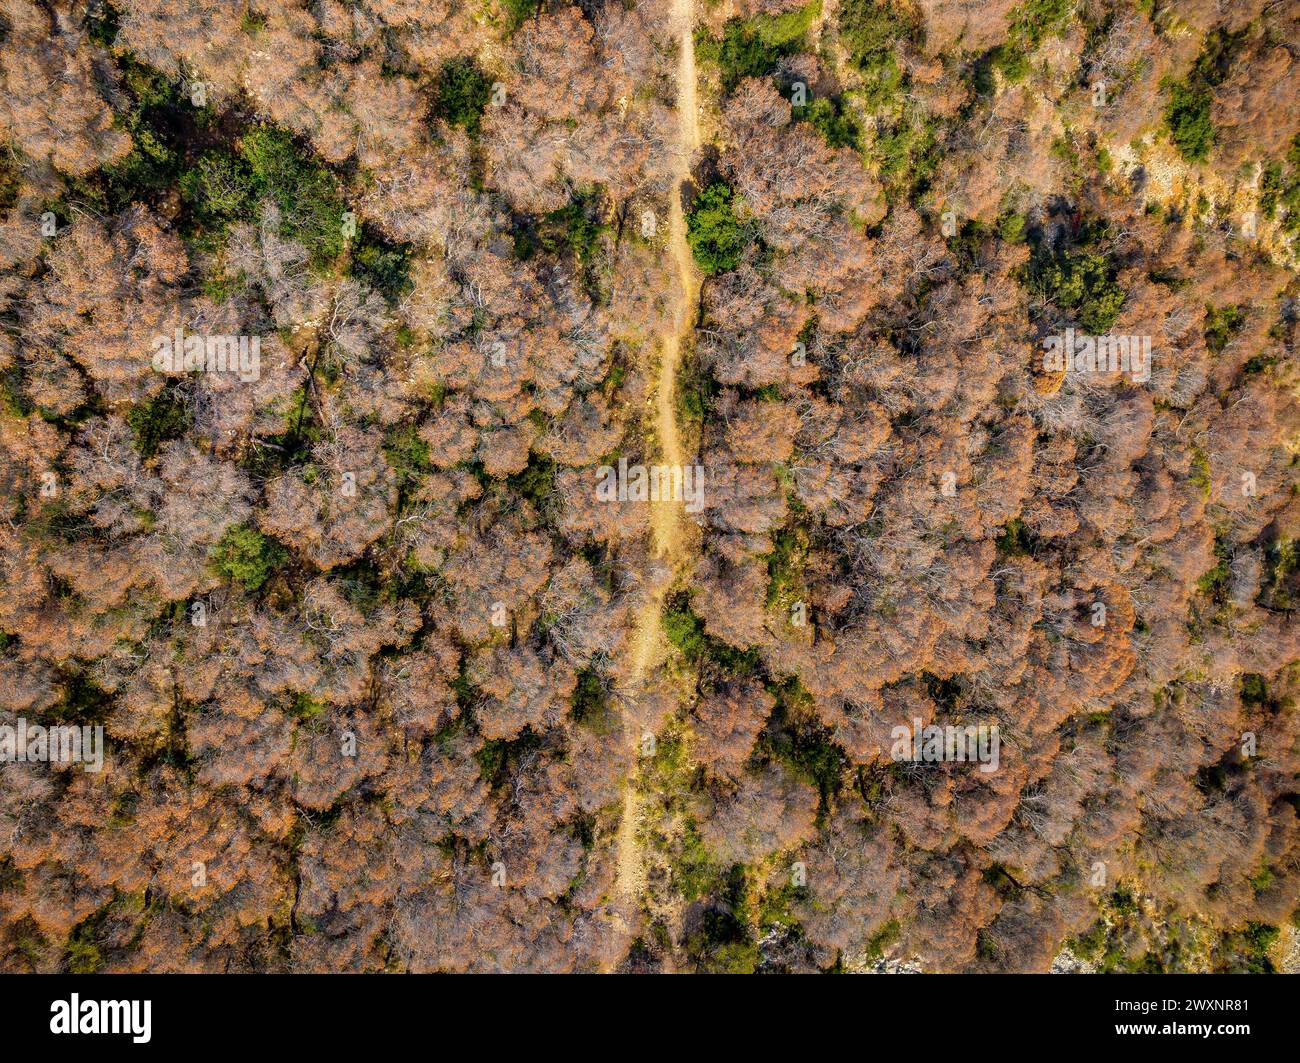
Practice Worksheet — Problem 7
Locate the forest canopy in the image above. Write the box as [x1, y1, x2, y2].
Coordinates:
[0, 0, 1298, 976]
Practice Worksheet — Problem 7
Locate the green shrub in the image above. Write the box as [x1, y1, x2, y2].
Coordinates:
[65, 58, 183, 215]
[286, 692, 327, 721]
[869, 114, 939, 198]
[661, 593, 762, 676]
[500, 0, 542, 33]
[675, 349, 718, 428]
[677, 381, 706, 425]
[382, 423, 430, 491]
[1029, 225, 1126, 333]
[1243, 921, 1279, 950]
[995, 517, 1037, 558]
[507, 452, 557, 510]
[685, 888, 761, 974]
[551, 199, 604, 264]
[65, 932, 103, 975]
[662, 594, 709, 660]
[513, 190, 609, 299]
[181, 123, 347, 266]
[794, 96, 861, 149]
[839, 0, 919, 106]
[209, 525, 286, 591]
[434, 58, 493, 138]
[988, 44, 1031, 83]
[1165, 81, 1214, 162]
[864, 918, 901, 962]
[239, 125, 346, 264]
[697, 2, 820, 93]
[749, 0, 822, 46]
[1239, 673, 1269, 707]
[761, 676, 847, 810]
[1259, 136, 1300, 234]
[1216, 922, 1279, 973]
[686, 183, 749, 274]
[1196, 557, 1229, 597]
[1068, 919, 1107, 962]
[1164, 29, 1245, 163]
[997, 211, 1027, 243]
[571, 668, 615, 733]
[1043, 251, 1125, 332]
[351, 226, 413, 305]
[86, 1, 120, 46]
[1204, 304, 1246, 353]
[1259, 538, 1297, 612]
[1196, 532, 1230, 597]
[180, 151, 253, 226]
[1260, 160, 1286, 217]
[126, 387, 190, 460]
[0, 150, 22, 214]
[988, 0, 1074, 84]
[1189, 447, 1213, 502]
[765, 527, 807, 607]
[475, 728, 544, 788]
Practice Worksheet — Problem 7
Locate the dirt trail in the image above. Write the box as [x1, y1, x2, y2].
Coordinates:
[610, 0, 701, 954]
[660, 0, 703, 474]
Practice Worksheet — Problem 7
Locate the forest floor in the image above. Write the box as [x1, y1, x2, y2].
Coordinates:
[610, 0, 701, 966]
